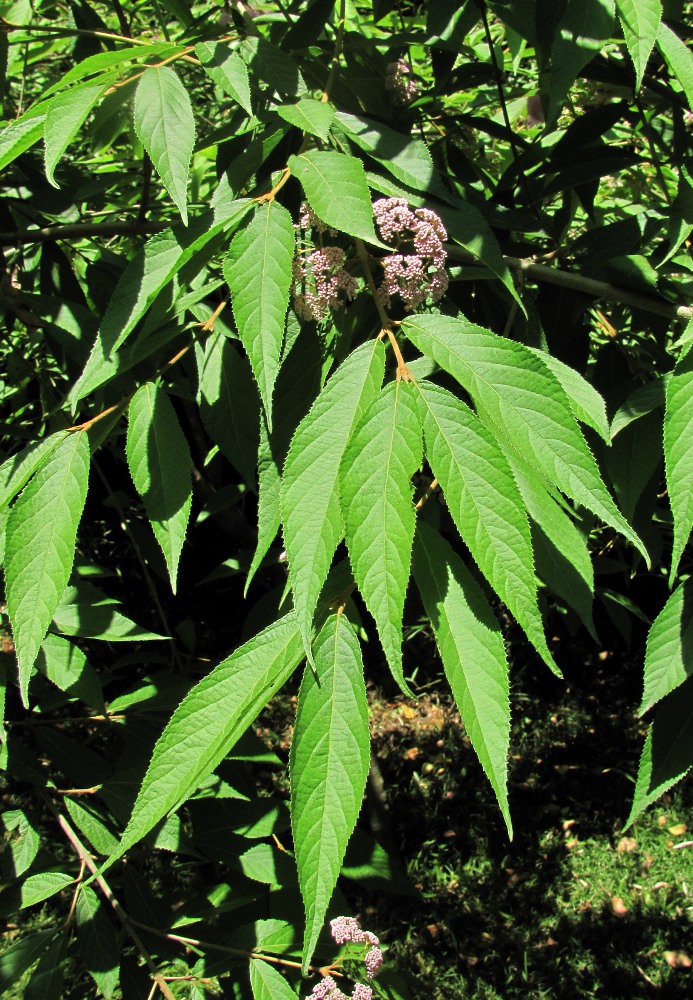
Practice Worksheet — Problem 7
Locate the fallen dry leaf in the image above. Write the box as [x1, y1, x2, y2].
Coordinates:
[617, 836, 638, 853]
[668, 823, 687, 836]
[658, 815, 668, 827]
[664, 951, 692, 969]
[610, 896, 628, 917]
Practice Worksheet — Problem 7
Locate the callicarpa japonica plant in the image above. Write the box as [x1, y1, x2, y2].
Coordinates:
[1, 0, 693, 997]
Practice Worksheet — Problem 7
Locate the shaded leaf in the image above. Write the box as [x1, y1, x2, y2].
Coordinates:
[76, 887, 120, 1000]
[196, 41, 252, 113]
[546, 0, 616, 122]
[36, 633, 103, 710]
[665, 358, 693, 579]
[640, 581, 693, 715]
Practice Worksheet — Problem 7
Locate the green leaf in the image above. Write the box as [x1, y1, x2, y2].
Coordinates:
[76, 886, 120, 1000]
[546, 0, 616, 121]
[640, 581, 693, 715]
[412, 522, 512, 836]
[404, 314, 647, 561]
[41, 44, 182, 98]
[44, 79, 111, 187]
[24, 935, 67, 1000]
[36, 633, 103, 710]
[51, 583, 165, 641]
[664, 167, 693, 265]
[282, 340, 385, 660]
[0, 113, 45, 172]
[606, 409, 661, 521]
[288, 150, 380, 244]
[626, 675, 693, 827]
[102, 613, 306, 873]
[133, 65, 195, 224]
[196, 41, 252, 113]
[15, 872, 74, 909]
[250, 956, 301, 1000]
[127, 383, 192, 593]
[65, 799, 119, 856]
[1, 810, 40, 878]
[0, 432, 68, 514]
[611, 377, 666, 439]
[224, 201, 295, 426]
[199, 331, 259, 486]
[278, 98, 334, 141]
[5, 432, 90, 705]
[417, 382, 556, 674]
[440, 202, 522, 308]
[290, 614, 370, 971]
[656, 21, 693, 110]
[616, 0, 661, 91]
[529, 349, 610, 442]
[0, 931, 55, 993]
[665, 356, 693, 580]
[340, 380, 422, 694]
[71, 200, 252, 402]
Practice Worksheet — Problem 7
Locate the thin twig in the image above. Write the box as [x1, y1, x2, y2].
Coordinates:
[321, 0, 347, 102]
[415, 478, 439, 511]
[0, 221, 168, 246]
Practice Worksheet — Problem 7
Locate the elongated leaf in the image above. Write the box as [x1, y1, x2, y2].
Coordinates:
[102, 613, 306, 873]
[133, 65, 195, 223]
[611, 377, 666, 439]
[71, 199, 252, 402]
[0, 432, 68, 513]
[440, 202, 521, 307]
[546, 0, 615, 121]
[664, 167, 693, 265]
[250, 959, 298, 1000]
[224, 201, 295, 425]
[616, 0, 661, 91]
[418, 382, 556, 673]
[199, 331, 259, 486]
[626, 675, 693, 827]
[656, 21, 693, 110]
[36, 633, 103, 710]
[290, 614, 370, 971]
[529, 349, 610, 442]
[665, 360, 693, 579]
[0, 113, 45, 172]
[76, 887, 120, 1000]
[196, 41, 252, 113]
[5, 432, 90, 705]
[404, 315, 646, 560]
[278, 98, 334, 141]
[41, 44, 181, 98]
[1, 810, 40, 879]
[51, 583, 165, 641]
[44, 79, 111, 186]
[341, 381, 421, 693]
[15, 871, 74, 909]
[24, 935, 67, 1000]
[288, 150, 380, 244]
[640, 581, 693, 715]
[127, 384, 192, 593]
[282, 341, 385, 659]
[0, 931, 55, 993]
[413, 522, 511, 835]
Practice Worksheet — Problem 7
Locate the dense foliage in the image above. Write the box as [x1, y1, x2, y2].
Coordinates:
[1, 0, 693, 996]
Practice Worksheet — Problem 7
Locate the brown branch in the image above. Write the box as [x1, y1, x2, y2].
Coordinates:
[0, 221, 168, 247]
[446, 245, 693, 323]
[321, 0, 346, 102]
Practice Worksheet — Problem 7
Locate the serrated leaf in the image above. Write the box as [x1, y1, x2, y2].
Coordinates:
[15, 871, 74, 909]
[101, 612, 306, 874]
[529, 349, 610, 442]
[250, 956, 300, 1000]
[404, 314, 647, 561]
[278, 98, 334, 141]
[133, 65, 195, 224]
[41, 44, 181, 98]
[626, 675, 693, 828]
[616, 0, 661, 91]
[664, 167, 693, 265]
[290, 614, 370, 971]
[51, 585, 165, 641]
[0, 432, 68, 514]
[76, 886, 120, 1000]
[0, 113, 45, 172]
[340, 380, 422, 694]
[282, 341, 385, 660]
[2, 811, 40, 878]
[611, 377, 666, 439]
[71, 199, 252, 402]
[0, 931, 55, 993]
[199, 331, 260, 486]
[640, 581, 693, 715]
[606, 408, 661, 521]
[288, 150, 380, 244]
[224, 201, 295, 426]
[24, 935, 67, 1000]
[546, 0, 615, 122]
[44, 79, 111, 186]
[412, 522, 511, 836]
[65, 799, 119, 856]
[127, 383, 192, 592]
[656, 21, 693, 110]
[5, 431, 90, 705]
[36, 633, 103, 710]
[418, 382, 556, 674]
[196, 41, 252, 113]
[665, 359, 693, 580]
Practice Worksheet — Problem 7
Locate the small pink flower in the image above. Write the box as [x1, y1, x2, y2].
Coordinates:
[291, 246, 357, 321]
[364, 946, 383, 979]
[385, 59, 418, 105]
[352, 986, 373, 1000]
[372, 198, 448, 310]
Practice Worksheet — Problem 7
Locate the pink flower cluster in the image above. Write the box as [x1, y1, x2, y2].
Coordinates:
[299, 201, 337, 236]
[310, 977, 372, 1000]
[373, 198, 448, 310]
[292, 246, 357, 322]
[385, 59, 418, 106]
[308, 916, 384, 1000]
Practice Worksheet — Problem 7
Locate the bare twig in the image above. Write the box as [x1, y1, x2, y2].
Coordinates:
[0, 221, 168, 246]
